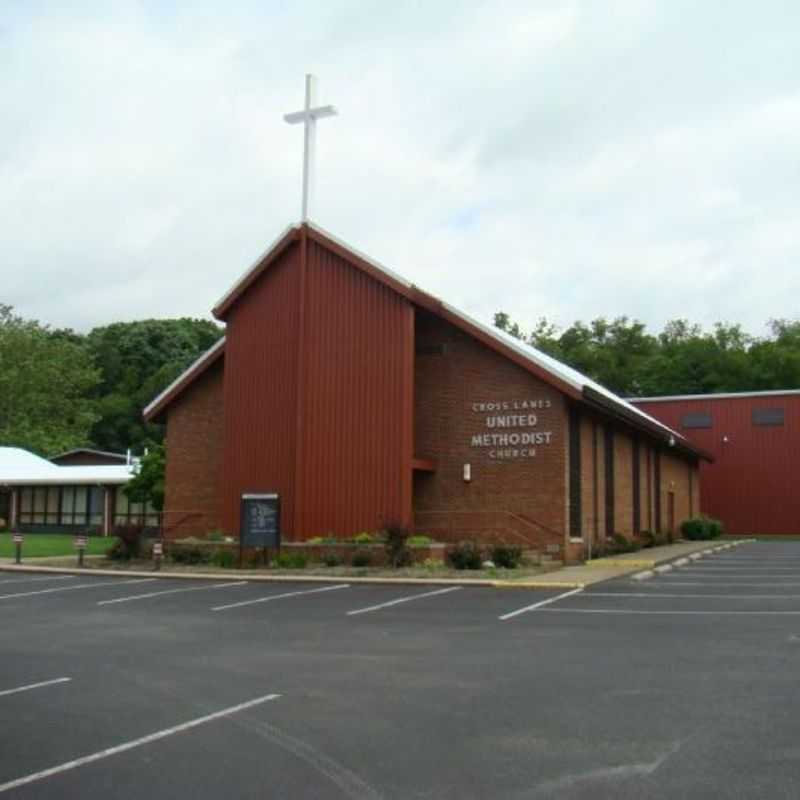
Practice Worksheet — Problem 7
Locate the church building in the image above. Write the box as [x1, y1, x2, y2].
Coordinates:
[144, 222, 707, 562]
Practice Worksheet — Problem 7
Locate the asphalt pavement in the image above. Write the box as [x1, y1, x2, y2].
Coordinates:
[1, 540, 799, 799]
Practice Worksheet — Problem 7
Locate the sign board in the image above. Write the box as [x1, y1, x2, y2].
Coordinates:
[152, 541, 163, 557]
[240, 494, 280, 549]
[12, 534, 23, 544]
[74, 536, 88, 549]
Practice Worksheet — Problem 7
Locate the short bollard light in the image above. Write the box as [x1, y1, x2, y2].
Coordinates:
[74, 535, 87, 568]
[153, 540, 163, 571]
[13, 533, 23, 564]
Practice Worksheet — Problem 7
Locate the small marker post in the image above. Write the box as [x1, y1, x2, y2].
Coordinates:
[13, 533, 23, 564]
[74, 535, 87, 568]
[152, 540, 163, 571]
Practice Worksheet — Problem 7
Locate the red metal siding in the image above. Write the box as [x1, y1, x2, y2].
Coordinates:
[296, 237, 413, 537]
[635, 394, 800, 535]
[221, 242, 301, 536]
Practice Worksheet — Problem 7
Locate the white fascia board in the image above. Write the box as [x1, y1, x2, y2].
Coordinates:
[631, 389, 800, 403]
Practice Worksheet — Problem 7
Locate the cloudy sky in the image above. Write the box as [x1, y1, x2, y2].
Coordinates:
[3, 1, 799, 336]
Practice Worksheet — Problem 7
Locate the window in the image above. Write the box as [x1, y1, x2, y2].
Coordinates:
[17, 485, 107, 528]
[681, 412, 712, 429]
[753, 407, 784, 426]
[114, 490, 159, 527]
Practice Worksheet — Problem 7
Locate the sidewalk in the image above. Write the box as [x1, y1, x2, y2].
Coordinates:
[0, 539, 752, 589]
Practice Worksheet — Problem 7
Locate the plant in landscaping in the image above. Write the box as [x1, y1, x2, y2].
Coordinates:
[272, 552, 308, 569]
[353, 532, 374, 544]
[384, 524, 412, 567]
[447, 541, 483, 570]
[306, 536, 324, 545]
[681, 515, 724, 540]
[108, 524, 146, 560]
[207, 530, 224, 542]
[351, 550, 372, 567]
[490, 544, 523, 569]
[170, 545, 211, 565]
[407, 535, 433, 546]
[212, 549, 235, 568]
[322, 552, 342, 567]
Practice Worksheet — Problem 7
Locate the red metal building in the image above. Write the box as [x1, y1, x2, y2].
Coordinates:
[632, 391, 800, 536]
[144, 222, 707, 560]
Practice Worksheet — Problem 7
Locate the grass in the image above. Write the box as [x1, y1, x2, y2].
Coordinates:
[0, 533, 117, 559]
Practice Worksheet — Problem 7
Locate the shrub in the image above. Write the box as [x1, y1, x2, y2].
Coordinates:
[170, 545, 212, 565]
[681, 516, 724, 541]
[638, 530, 656, 548]
[491, 544, 523, 569]
[322, 552, 342, 567]
[306, 536, 324, 545]
[407, 535, 433, 546]
[272, 552, 308, 569]
[447, 541, 483, 570]
[207, 530, 224, 542]
[353, 532, 374, 544]
[212, 549, 236, 568]
[109, 524, 145, 560]
[384, 524, 412, 567]
[609, 533, 640, 553]
[351, 550, 372, 567]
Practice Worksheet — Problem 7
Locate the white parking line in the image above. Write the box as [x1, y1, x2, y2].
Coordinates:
[0, 677, 71, 699]
[0, 692, 281, 795]
[588, 592, 800, 599]
[644, 581, 800, 587]
[213, 583, 350, 612]
[0, 575, 77, 586]
[498, 588, 584, 621]
[98, 581, 247, 606]
[664, 572, 800, 578]
[0, 578, 155, 602]
[546, 608, 800, 616]
[347, 586, 462, 616]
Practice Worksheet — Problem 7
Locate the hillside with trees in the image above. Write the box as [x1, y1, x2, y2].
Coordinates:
[494, 313, 800, 397]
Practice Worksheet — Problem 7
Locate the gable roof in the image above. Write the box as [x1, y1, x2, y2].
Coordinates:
[51, 448, 128, 463]
[0, 447, 134, 486]
[145, 222, 704, 458]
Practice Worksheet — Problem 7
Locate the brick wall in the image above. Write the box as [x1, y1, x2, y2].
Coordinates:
[163, 359, 225, 539]
[413, 311, 568, 556]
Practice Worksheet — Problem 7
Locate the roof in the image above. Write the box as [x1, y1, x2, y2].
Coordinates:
[631, 389, 800, 403]
[51, 448, 128, 462]
[144, 221, 702, 458]
[0, 447, 134, 486]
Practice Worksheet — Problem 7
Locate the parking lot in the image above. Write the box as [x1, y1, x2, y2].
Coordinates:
[2, 541, 800, 798]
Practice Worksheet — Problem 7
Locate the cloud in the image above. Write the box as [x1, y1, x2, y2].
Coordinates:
[2, 0, 799, 337]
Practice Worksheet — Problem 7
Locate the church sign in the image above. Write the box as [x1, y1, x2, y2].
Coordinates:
[470, 399, 554, 460]
[240, 493, 281, 549]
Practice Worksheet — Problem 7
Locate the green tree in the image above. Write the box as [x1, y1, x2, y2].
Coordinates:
[124, 444, 166, 511]
[85, 318, 223, 452]
[0, 304, 100, 455]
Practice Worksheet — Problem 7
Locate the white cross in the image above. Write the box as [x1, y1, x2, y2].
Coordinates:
[284, 74, 338, 222]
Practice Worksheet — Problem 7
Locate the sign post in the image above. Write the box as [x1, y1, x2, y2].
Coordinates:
[239, 494, 281, 567]
[152, 540, 163, 571]
[74, 535, 87, 568]
[13, 533, 23, 565]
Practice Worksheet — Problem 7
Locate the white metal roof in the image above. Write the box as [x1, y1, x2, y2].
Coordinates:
[631, 389, 800, 403]
[0, 447, 134, 486]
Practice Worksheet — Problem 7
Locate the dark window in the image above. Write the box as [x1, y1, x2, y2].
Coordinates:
[604, 426, 614, 536]
[753, 407, 784, 426]
[17, 485, 104, 527]
[681, 412, 712, 429]
[569, 407, 582, 538]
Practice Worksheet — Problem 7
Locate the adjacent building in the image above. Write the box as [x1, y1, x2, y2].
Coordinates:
[632, 391, 800, 536]
[144, 222, 707, 561]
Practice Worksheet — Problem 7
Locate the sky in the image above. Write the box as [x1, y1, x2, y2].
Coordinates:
[2, 0, 799, 337]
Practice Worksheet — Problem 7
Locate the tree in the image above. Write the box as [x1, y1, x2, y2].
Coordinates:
[124, 444, 166, 512]
[85, 318, 223, 452]
[0, 304, 100, 455]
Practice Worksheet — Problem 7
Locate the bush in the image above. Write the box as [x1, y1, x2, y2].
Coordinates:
[306, 536, 324, 545]
[447, 541, 483, 570]
[272, 552, 308, 569]
[170, 545, 212, 565]
[353, 532, 374, 544]
[638, 530, 656, 548]
[681, 516, 724, 541]
[351, 550, 372, 567]
[384, 524, 411, 567]
[109, 524, 146, 560]
[322, 552, 342, 567]
[609, 533, 640, 554]
[212, 549, 236, 568]
[207, 530, 224, 542]
[407, 535, 433, 546]
[490, 544, 523, 569]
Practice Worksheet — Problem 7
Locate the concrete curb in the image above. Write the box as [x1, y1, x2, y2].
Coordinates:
[586, 559, 656, 569]
[0, 563, 567, 590]
[653, 564, 673, 574]
[632, 570, 655, 581]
